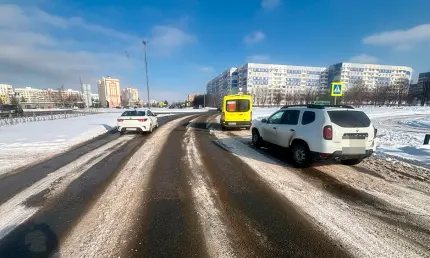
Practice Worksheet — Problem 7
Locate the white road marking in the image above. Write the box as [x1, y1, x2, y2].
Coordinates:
[0, 135, 134, 241]
[183, 121, 236, 258]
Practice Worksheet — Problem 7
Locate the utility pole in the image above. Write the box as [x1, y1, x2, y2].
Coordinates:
[79, 77, 86, 109]
[142, 40, 150, 109]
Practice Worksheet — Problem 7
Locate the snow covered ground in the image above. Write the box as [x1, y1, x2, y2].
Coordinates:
[251, 106, 430, 168]
[0, 113, 173, 176]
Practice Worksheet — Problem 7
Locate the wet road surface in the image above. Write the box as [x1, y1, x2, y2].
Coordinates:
[0, 112, 429, 258]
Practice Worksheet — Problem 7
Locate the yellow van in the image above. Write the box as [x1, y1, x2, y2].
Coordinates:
[220, 94, 252, 130]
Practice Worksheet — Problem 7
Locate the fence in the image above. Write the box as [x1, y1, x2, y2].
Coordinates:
[0, 109, 100, 127]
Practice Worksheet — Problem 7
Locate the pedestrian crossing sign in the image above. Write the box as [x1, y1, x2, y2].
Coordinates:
[331, 82, 343, 97]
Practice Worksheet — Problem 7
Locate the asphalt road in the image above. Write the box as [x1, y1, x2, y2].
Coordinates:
[0, 112, 429, 258]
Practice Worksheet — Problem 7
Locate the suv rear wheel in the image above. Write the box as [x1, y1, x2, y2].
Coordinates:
[252, 129, 263, 148]
[292, 142, 312, 168]
[340, 158, 363, 166]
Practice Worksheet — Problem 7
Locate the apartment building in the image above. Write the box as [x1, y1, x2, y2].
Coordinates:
[98, 76, 121, 108]
[14, 87, 45, 103]
[207, 63, 327, 105]
[0, 84, 13, 104]
[121, 87, 139, 106]
[206, 67, 238, 105]
[328, 63, 413, 90]
[208, 62, 412, 105]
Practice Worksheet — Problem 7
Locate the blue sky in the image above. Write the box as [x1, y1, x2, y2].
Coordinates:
[0, 0, 430, 101]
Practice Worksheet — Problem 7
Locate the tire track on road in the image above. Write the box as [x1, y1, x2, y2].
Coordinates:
[58, 115, 198, 258]
[125, 115, 208, 258]
[193, 114, 350, 258]
[208, 114, 429, 257]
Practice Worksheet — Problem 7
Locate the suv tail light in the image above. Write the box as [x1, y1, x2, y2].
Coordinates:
[138, 118, 147, 122]
[323, 125, 332, 140]
[117, 119, 124, 122]
[374, 127, 378, 137]
[221, 112, 225, 121]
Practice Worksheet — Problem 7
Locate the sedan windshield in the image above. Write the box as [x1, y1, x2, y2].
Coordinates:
[121, 111, 146, 116]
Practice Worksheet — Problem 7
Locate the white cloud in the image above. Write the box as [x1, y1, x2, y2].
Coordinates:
[248, 54, 270, 63]
[0, 4, 195, 89]
[363, 24, 430, 50]
[197, 66, 215, 73]
[261, 0, 281, 9]
[244, 31, 265, 44]
[149, 26, 196, 55]
[348, 54, 379, 64]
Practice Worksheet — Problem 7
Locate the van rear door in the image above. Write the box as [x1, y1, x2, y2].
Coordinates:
[327, 110, 374, 154]
[225, 99, 251, 122]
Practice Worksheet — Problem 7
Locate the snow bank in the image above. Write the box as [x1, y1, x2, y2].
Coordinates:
[98, 107, 209, 114]
[0, 113, 172, 175]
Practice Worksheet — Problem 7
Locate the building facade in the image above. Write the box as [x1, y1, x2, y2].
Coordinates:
[328, 63, 413, 91]
[207, 63, 328, 105]
[121, 87, 139, 106]
[187, 94, 200, 103]
[208, 62, 413, 105]
[0, 84, 13, 104]
[14, 87, 45, 103]
[98, 76, 121, 108]
[206, 67, 238, 105]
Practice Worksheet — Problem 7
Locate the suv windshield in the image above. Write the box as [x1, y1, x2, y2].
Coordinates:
[121, 111, 146, 116]
[328, 111, 371, 127]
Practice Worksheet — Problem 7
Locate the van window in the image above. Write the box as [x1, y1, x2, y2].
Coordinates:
[302, 111, 315, 125]
[328, 111, 371, 127]
[226, 99, 250, 112]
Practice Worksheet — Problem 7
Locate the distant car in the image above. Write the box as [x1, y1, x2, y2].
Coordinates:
[251, 105, 376, 167]
[193, 106, 199, 109]
[115, 106, 122, 109]
[169, 105, 176, 109]
[117, 109, 158, 134]
[216, 107, 222, 112]
[0, 105, 24, 118]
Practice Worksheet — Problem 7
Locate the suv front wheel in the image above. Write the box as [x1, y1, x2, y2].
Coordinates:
[292, 142, 312, 168]
[252, 129, 263, 148]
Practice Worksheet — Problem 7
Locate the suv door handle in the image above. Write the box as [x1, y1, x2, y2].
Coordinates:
[273, 127, 277, 129]
[290, 129, 295, 132]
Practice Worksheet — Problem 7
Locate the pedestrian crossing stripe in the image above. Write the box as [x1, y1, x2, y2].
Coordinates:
[331, 82, 343, 96]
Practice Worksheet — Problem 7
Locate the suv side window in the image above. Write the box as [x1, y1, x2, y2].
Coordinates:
[268, 111, 285, 124]
[302, 111, 315, 125]
[282, 110, 300, 125]
[147, 111, 153, 116]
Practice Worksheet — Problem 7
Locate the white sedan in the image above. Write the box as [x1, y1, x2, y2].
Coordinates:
[117, 109, 158, 134]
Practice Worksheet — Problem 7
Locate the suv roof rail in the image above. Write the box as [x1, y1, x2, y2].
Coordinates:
[281, 104, 354, 110]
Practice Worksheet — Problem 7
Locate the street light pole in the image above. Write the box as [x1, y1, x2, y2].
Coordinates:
[142, 40, 150, 109]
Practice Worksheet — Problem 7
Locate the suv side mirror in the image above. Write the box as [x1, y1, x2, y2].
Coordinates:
[261, 118, 267, 123]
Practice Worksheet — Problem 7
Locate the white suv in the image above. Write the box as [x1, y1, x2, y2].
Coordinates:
[251, 105, 376, 167]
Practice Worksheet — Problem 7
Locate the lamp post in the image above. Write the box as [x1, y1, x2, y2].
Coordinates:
[142, 40, 150, 109]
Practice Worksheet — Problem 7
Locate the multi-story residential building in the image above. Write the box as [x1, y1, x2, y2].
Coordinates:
[208, 62, 412, 105]
[328, 63, 413, 91]
[206, 68, 238, 105]
[207, 63, 327, 105]
[14, 87, 45, 103]
[98, 76, 121, 108]
[82, 84, 92, 107]
[121, 87, 139, 106]
[0, 84, 13, 104]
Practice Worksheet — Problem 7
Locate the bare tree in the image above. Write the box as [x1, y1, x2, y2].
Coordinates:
[345, 79, 367, 106]
[391, 78, 409, 106]
[10, 96, 19, 105]
[274, 91, 282, 106]
[57, 85, 65, 108]
[284, 91, 292, 105]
